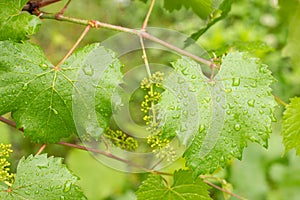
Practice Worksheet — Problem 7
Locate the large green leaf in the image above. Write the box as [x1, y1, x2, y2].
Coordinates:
[0, 154, 86, 200]
[159, 52, 277, 176]
[136, 170, 211, 200]
[282, 97, 300, 155]
[0, 41, 123, 143]
[0, 0, 41, 41]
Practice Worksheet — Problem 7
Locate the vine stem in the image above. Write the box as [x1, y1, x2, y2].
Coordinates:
[274, 95, 288, 107]
[0, 116, 247, 198]
[56, 141, 172, 176]
[36, 144, 47, 155]
[201, 178, 247, 200]
[142, 0, 156, 30]
[0, 116, 171, 176]
[40, 13, 215, 67]
[55, 24, 91, 70]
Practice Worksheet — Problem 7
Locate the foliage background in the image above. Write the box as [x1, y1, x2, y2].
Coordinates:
[1, 0, 300, 199]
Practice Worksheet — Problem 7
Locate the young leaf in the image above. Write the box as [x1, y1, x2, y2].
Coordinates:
[282, 97, 300, 155]
[0, 0, 41, 41]
[0, 154, 86, 200]
[136, 170, 211, 200]
[159, 52, 277, 176]
[0, 41, 123, 143]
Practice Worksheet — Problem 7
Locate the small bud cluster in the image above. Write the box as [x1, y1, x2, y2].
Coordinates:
[141, 72, 176, 161]
[0, 143, 14, 184]
[104, 128, 138, 151]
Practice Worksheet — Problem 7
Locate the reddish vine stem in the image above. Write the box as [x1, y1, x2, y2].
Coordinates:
[142, 0, 156, 30]
[0, 116, 248, 197]
[59, 0, 72, 14]
[202, 179, 247, 200]
[36, 144, 47, 155]
[55, 24, 91, 70]
[40, 13, 215, 67]
[57, 141, 173, 176]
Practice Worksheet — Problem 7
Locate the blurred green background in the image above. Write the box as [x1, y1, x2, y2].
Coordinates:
[1, 0, 300, 199]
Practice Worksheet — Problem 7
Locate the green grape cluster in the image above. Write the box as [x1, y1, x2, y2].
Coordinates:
[141, 72, 176, 161]
[0, 143, 14, 185]
[104, 128, 138, 151]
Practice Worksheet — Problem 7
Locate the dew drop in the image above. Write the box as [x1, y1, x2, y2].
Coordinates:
[63, 181, 72, 193]
[22, 83, 28, 90]
[191, 75, 196, 79]
[232, 77, 240, 86]
[199, 124, 205, 133]
[204, 97, 211, 103]
[83, 65, 94, 76]
[270, 114, 277, 122]
[60, 196, 65, 200]
[52, 108, 58, 115]
[25, 190, 30, 195]
[247, 99, 255, 107]
[168, 106, 175, 110]
[172, 115, 180, 119]
[226, 110, 231, 115]
[234, 124, 241, 131]
[181, 67, 188, 75]
[39, 63, 48, 70]
[35, 190, 39, 194]
[250, 81, 257, 88]
[259, 110, 264, 114]
[225, 88, 232, 93]
[220, 156, 225, 162]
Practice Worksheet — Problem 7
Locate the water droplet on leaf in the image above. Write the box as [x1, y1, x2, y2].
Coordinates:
[247, 99, 255, 107]
[22, 83, 28, 90]
[39, 63, 48, 70]
[232, 78, 240, 86]
[191, 75, 196, 79]
[63, 181, 72, 193]
[234, 124, 241, 131]
[83, 65, 94, 76]
[199, 124, 205, 133]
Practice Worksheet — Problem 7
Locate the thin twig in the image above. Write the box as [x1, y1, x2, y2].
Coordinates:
[36, 144, 47, 155]
[142, 0, 156, 30]
[202, 179, 247, 200]
[0, 116, 172, 176]
[57, 141, 172, 176]
[54, 24, 91, 70]
[59, 0, 72, 14]
[139, 36, 152, 78]
[274, 95, 288, 107]
[40, 13, 215, 67]
[0, 116, 16, 128]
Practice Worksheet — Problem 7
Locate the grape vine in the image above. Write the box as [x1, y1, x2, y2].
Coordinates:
[0, 0, 299, 200]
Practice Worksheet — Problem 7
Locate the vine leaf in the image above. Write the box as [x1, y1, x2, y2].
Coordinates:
[136, 170, 211, 200]
[0, 0, 41, 41]
[159, 52, 277, 176]
[139, 0, 213, 19]
[186, 0, 234, 45]
[282, 97, 300, 155]
[0, 41, 123, 143]
[0, 154, 86, 200]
